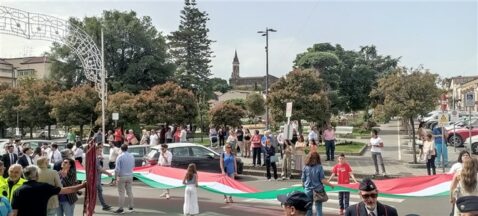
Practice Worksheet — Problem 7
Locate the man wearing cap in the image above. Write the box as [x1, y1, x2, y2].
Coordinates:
[277, 191, 312, 216]
[456, 196, 478, 216]
[345, 178, 398, 216]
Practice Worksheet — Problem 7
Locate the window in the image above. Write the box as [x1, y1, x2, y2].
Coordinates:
[17, 69, 35, 76]
[171, 147, 190, 157]
[191, 146, 212, 157]
[129, 146, 147, 157]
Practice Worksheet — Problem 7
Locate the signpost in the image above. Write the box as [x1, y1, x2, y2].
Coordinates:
[465, 92, 475, 149]
[284, 102, 293, 139]
[450, 109, 459, 152]
[439, 111, 448, 173]
[112, 112, 119, 127]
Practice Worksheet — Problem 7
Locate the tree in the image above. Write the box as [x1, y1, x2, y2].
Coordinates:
[49, 85, 100, 137]
[209, 103, 245, 128]
[223, 99, 246, 111]
[267, 69, 330, 131]
[370, 67, 441, 163]
[16, 79, 58, 138]
[245, 93, 265, 119]
[209, 77, 231, 94]
[0, 84, 20, 137]
[95, 91, 137, 127]
[48, 10, 175, 93]
[168, 0, 214, 95]
[134, 82, 197, 126]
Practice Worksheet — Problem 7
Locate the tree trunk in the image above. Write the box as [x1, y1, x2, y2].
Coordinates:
[47, 125, 51, 140]
[29, 127, 33, 139]
[80, 125, 84, 141]
[298, 120, 303, 134]
[409, 117, 417, 163]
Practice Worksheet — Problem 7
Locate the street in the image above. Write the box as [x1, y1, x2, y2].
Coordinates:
[74, 176, 453, 216]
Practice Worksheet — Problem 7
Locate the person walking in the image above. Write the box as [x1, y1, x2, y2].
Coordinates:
[281, 139, 293, 180]
[344, 178, 398, 216]
[302, 152, 334, 216]
[328, 153, 358, 215]
[251, 130, 262, 166]
[265, 139, 278, 181]
[323, 125, 336, 161]
[422, 133, 436, 175]
[159, 144, 173, 199]
[183, 163, 199, 216]
[369, 129, 387, 177]
[57, 158, 78, 216]
[114, 144, 136, 214]
[433, 126, 448, 168]
[294, 135, 307, 171]
[95, 145, 113, 211]
[243, 129, 252, 158]
[108, 144, 121, 186]
[450, 158, 478, 216]
[220, 144, 237, 203]
[36, 157, 62, 216]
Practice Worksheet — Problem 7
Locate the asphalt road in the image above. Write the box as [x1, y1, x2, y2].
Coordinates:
[73, 176, 452, 216]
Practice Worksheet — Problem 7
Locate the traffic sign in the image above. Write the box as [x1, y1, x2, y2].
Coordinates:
[465, 92, 475, 107]
[438, 113, 449, 126]
[450, 110, 459, 122]
[286, 102, 293, 118]
[112, 112, 119, 120]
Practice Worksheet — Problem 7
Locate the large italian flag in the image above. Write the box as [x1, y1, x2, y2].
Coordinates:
[75, 161, 113, 181]
[132, 165, 453, 199]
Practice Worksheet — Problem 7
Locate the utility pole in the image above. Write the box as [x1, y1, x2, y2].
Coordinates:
[257, 27, 277, 130]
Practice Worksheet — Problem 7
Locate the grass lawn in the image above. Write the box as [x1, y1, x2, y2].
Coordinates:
[315, 142, 366, 154]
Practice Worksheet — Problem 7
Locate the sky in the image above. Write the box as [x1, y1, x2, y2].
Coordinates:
[0, 0, 476, 81]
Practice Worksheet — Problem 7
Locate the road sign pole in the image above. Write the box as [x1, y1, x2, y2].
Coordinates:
[470, 109, 473, 148]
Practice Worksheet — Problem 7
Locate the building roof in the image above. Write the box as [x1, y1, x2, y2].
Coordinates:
[21, 56, 50, 64]
[0, 59, 12, 65]
[233, 50, 239, 64]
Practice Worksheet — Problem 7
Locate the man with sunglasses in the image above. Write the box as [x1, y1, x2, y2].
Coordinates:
[277, 191, 312, 216]
[345, 178, 398, 216]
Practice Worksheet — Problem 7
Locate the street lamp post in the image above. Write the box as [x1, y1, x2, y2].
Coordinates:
[258, 27, 276, 130]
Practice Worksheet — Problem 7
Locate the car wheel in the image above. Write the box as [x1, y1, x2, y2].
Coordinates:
[471, 142, 478, 155]
[448, 134, 463, 147]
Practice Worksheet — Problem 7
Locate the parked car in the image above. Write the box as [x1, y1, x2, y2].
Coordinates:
[21, 139, 69, 150]
[447, 127, 478, 147]
[0, 139, 10, 155]
[143, 143, 244, 174]
[464, 135, 478, 155]
[94, 144, 150, 167]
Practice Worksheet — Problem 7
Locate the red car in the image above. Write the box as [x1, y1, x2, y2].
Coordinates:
[448, 127, 478, 147]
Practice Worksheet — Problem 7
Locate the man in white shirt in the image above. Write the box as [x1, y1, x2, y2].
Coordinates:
[158, 144, 173, 199]
[179, 126, 187, 143]
[149, 130, 159, 145]
[48, 143, 62, 164]
[308, 126, 318, 144]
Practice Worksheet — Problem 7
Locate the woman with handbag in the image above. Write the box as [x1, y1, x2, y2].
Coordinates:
[422, 133, 436, 175]
[265, 138, 278, 181]
[302, 152, 334, 216]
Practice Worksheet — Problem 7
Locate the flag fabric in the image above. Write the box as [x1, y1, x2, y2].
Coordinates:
[132, 165, 453, 199]
[75, 160, 112, 181]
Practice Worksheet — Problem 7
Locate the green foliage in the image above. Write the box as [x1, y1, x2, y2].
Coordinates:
[95, 91, 137, 126]
[134, 82, 197, 125]
[168, 0, 214, 96]
[208, 103, 245, 128]
[224, 99, 246, 111]
[48, 10, 174, 93]
[209, 77, 231, 94]
[294, 43, 399, 112]
[268, 69, 330, 125]
[17, 80, 58, 130]
[245, 93, 265, 118]
[0, 85, 20, 127]
[49, 85, 100, 127]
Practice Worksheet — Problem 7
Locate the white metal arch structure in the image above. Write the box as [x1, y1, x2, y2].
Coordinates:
[0, 5, 107, 142]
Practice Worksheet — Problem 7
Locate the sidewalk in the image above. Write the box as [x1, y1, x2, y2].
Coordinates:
[237, 119, 462, 179]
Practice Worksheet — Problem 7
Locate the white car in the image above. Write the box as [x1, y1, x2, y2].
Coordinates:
[0, 139, 10, 155]
[464, 135, 478, 155]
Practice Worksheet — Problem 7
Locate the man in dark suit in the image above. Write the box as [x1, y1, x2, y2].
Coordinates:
[17, 147, 33, 168]
[2, 145, 18, 178]
[345, 178, 398, 216]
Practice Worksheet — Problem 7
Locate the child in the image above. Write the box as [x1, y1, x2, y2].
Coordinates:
[328, 153, 358, 215]
[183, 163, 199, 216]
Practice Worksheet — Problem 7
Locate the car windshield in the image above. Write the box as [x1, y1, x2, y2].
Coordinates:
[191, 146, 214, 157]
[171, 147, 190, 157]
[147, 149, 158, 158]
[129, 147, 147, 157]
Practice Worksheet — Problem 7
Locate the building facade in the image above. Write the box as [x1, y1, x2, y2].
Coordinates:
[0, 56, 51, 86]
[446, 75, 478, 112]
[228, 51, 279, 90]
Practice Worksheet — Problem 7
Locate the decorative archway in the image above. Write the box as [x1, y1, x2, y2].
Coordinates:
[0, 5, 104, 215]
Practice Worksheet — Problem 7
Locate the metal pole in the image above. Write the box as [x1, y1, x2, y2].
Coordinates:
[265, 28, 269, 130]
[398, 119, 401, 161]
[101, 29, 106, 145]
[470, 109, 472, 148]
[453, 92, 456, 152]
[442, 124, 445, 173]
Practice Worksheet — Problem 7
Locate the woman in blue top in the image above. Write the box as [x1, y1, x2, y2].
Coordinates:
[220, 144, 237, 204]
[302, 152, 334, 216]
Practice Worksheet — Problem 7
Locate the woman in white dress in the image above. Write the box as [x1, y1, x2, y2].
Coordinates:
[294, 135, 306, 171]
[448, 150, 471, 174]
[183, 163, 199, 216]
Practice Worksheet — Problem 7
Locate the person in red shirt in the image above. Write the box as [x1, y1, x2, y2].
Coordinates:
[114, 127, 123, 147]
[328, 153, 358, 215]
